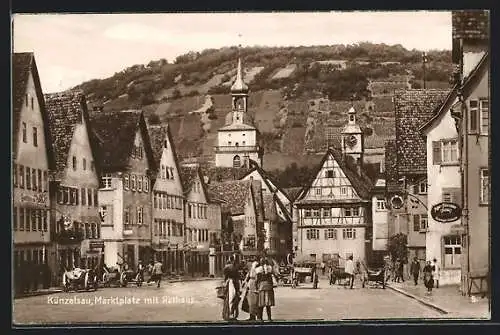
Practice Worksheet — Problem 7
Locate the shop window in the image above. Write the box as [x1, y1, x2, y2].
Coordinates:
[444, 235, 462, 268]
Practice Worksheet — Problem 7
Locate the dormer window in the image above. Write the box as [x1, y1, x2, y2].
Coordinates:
[349, 115, 355, 122]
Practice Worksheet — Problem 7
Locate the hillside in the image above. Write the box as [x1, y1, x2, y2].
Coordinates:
[76, 43, 452, 170]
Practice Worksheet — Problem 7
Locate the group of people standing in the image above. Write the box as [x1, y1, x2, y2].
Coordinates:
[409, 257, 440, 295]
[222, 256, 277, 321]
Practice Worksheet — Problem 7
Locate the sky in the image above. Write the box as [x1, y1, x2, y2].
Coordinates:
[12, 12, 452, 93]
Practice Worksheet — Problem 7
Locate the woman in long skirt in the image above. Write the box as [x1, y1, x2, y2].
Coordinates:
[242, 259, 260, 320]
[222, 258, 240, 320]
[423, 261, 434, 295]
[256, 258, 276, 321]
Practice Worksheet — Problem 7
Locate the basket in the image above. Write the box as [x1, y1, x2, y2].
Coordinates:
[216, 285, 226, 299]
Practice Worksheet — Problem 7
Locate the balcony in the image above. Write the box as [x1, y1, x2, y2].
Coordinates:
[214, 145, 258, 153]
[53, 228, 84, 245]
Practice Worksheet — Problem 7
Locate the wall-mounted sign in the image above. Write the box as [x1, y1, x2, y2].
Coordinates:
[89, 241, 104, 249]
[431, 202, 462, 223]
[390, 195, 404, 210]
[20, 193, 48, 205]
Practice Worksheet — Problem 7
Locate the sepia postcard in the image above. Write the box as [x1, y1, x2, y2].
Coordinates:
[11, 11, 491, 325]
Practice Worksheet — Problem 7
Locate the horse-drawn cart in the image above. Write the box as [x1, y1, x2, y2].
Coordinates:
[62, 268, 98, 292]
[291, 263, 319, 289]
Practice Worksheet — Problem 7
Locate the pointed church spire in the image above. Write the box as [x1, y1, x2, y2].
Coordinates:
[231, 57, 248, 93]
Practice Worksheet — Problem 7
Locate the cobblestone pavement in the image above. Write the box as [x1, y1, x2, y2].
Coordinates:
[388, 281, 490, 319]
[13, 279, 445, 324]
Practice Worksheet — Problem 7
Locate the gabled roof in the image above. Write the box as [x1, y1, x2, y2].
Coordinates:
[45, 91, 98, 176]
[419, 52, 489, 134]
[384, 140, 401, 194]
[295, 148, 374, 202]
[90, 110, 155, 172]
[179, 166, 212, 202]
[179, 166, 199, 194]
[394, 89, 450, 175]
[240, 161, 292, 203]
[148, 123, 184, 184]
[12, 52, 55, 167]
[207, 180, 252, 216]
[251, 180, 264, 224]
[283, 187, 303, 203]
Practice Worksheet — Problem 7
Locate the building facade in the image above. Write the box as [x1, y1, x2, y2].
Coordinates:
[292, 147, 373, 267]
[91, 111, 156, 269]
[452, 10, 490, 296]
[420, 89, 462, 285]
[371, 178, 388, 253]
[149, 125, 186, 274]
[388, 89, 450, 267]
[215, 58, 263, 168]
[45, 92, 102, 279]
[208, 180, 261, 259]
[12, 53, 54, 291]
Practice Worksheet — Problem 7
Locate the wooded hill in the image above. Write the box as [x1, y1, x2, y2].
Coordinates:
[73, 43, 452, 171]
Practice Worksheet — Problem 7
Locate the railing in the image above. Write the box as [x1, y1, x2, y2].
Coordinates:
[214, 145, 258, 153]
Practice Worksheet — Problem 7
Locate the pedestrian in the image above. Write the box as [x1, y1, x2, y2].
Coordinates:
[222, 257, 240, 321]
[152, 258, 163, 288]
[256, 258, 276, 321]
[410, 257, 421, 286]
[398, 259, 405, 283]
[432, 258, 440, 289]
[423, 260, 434, 295]
[344, 255, 355, 289]
[329, 266, 335, 285]
[393, 259, 400, 283]
[136, 260, 145, 285]
[321, 262, 326, 276]
[242, 258, 260, 320]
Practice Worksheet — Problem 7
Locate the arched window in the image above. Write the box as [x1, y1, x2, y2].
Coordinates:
[233, 155, 241, 168]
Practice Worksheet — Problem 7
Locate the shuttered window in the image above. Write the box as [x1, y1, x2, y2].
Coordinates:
[469, 100, 478, 133]
[432, 141, 441, 165]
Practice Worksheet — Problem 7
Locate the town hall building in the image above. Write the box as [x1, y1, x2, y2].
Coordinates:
[292, 106, 374, 267]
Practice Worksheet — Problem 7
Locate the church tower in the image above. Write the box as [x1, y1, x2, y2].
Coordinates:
[215, 58, 263, 168]
[341, 105, 364, 169]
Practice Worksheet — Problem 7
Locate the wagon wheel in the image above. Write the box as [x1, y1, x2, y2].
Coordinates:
[62, 273, 70, 292]
[120, 272, 128, 287]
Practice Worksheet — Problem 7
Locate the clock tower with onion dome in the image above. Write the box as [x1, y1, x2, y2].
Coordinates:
[341, 105, 364, 168]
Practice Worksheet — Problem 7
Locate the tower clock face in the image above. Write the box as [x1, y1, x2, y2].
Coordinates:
[347, 135, 358, 148]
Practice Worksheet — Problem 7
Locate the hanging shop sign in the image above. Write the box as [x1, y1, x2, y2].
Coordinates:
[389, 195, 404, 210]
[431, 202, 462, 223]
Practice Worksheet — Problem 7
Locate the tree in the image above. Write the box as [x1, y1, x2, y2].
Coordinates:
[388, 233, 408, 263]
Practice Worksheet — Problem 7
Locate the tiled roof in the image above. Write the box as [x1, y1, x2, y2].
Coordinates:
[148, 125, 168, 167]
[384, 140, 401, 194]
[251, 180, 264, 224]
[394, 89, 450, 175]
[263, 193, 277, 221]
[283, 187, 303, 202]
[207, 180, 252, 215]
[199, 164, 252, 183]
[12, 53, 55, 166]
[296, 148, 374, 202]
[179, 166, 199, 194]
[452, 10, 489, 41]
[90, 110, 155, 172]
[296, 199, 371, 205]
[45, 91, 92, 175]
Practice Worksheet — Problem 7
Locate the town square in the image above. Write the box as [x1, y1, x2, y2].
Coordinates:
[11, 10, 490, 324]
